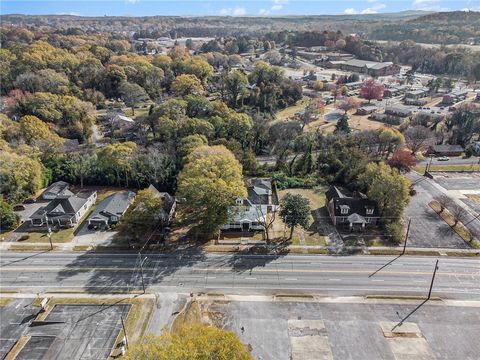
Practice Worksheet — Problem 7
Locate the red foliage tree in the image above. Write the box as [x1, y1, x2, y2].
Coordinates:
[388, 148, 417, 172]
[360, 79, 385, 103]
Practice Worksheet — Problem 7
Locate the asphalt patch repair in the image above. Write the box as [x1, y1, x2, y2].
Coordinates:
[5, 302, 130, 360]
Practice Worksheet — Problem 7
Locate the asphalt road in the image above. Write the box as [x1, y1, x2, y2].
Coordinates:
[418, 156, 480, 165]
[1, 252, 479, 300]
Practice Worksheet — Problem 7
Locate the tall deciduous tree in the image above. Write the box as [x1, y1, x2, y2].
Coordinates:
[118, 188, 163, 243]
[171, 74, 204, 96]
[359, 162, 410, 220]
[177, 145, 246, 236]
[388, 148, 417, 172]
[279, 193, 311, 239]
[119, 82, 148, 116]
[359, 79, 384, 103]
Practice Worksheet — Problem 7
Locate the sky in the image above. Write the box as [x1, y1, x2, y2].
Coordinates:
[2, 0, 480, 17]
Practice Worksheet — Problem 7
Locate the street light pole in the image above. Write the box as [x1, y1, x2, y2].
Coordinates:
[403, 218, 411, 255]
[140, 257, 148, 294]
[428, 259, 439, 300]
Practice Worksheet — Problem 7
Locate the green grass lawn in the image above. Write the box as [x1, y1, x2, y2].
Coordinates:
[414, 164, 480, 173]
[277, 187, 327, 246]
[21, 228, 75, 243]
[123, 107, 149, 119]
[275, 97, 309, 120]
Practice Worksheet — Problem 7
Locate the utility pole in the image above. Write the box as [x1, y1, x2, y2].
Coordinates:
[140, 256, 148, 294]
[120, 315, 128, 349]
[424, 155, 434, 176]
[403, 218, 411, 255]
[46, 215, 53, 250]
[428, 259, 439, 300]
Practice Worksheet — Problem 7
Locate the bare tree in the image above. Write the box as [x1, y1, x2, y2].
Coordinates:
[255, 206, 276, 244]
[449, 203, 468, 226]
[405, 125, 435, 154]
[434, 195, 453, 213]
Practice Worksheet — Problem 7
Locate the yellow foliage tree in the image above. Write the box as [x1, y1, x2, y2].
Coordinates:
[177, 145, 246, 235]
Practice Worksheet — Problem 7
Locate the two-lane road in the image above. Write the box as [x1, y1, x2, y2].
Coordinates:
[1, 252, 479, 299]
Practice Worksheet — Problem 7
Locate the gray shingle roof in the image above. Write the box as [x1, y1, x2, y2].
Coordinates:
[88, 191, 135, 222]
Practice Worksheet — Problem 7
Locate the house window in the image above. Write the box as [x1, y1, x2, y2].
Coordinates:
[366, 208, 374, 215]
[340, 206, 349, 215]
[236, 199, 243, 205]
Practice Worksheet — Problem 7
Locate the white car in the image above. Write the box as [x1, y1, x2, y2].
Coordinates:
[437, 156, 450, 161]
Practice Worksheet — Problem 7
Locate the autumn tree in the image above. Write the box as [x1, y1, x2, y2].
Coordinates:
[359, 162, 410, 242]
[119, 82, 149, 116]
[171, 74, 204, 96]
[388, 148, 417, 172]
[359, 79, 385, 103]
[118, 188, 163, 243]
[124, 324, 253, 360]
[221, 69, 248, 108]
[97, 141, 137, 186]
[177, 145, 246, 236]
[19, 115, 64, 157]
[0, 145, 44, 202]
[279, 193, 311, 239]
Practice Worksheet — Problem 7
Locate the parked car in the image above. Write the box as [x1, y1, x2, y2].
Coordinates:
[24, 198, 36, 204]
[13, 204, 26, 211]
[438, 156, 450, 161]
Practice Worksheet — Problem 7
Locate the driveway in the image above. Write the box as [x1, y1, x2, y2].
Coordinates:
[14, 200, 49, 222]
[405, 173, 469, 249]
[71, 221, 118, 248]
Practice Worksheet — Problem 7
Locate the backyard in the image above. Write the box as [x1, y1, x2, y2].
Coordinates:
[276, 187, 327, 246]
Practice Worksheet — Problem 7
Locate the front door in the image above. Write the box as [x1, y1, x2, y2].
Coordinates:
[242, 222, 250, 232]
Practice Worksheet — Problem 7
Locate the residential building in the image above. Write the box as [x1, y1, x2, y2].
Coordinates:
[30, 190, 97, 227]
[41, 181, 73, 200]
[385, 106, 412, 118]
[325, 186, 379, 231]
[356, 105, 377, 115]
[442, 89, 468, 105]
[147, 184, 176, 225]
[326, 59, 401, 77]
[87, 191, 136, 228]
[404, 88, 429, 100]
[110, 114, 135, 130]
[221, 179, 279, 232]
[427, 144, 464, 157]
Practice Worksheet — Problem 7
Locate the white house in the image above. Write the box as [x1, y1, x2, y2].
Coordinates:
[221, 179, 279, 232]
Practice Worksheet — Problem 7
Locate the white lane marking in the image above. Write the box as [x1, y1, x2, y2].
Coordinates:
[329, 279, 341, 281]
[285, 278, 298, 281]
[245, 277, 257, 280]
[371, 279, 384, 282]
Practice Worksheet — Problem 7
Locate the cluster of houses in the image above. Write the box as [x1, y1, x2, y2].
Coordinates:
[220, 179, 380, 236]
[28, 182, 176, 233]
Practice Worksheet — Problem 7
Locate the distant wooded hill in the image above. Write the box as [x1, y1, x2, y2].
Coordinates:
[1, 11, 479, 45]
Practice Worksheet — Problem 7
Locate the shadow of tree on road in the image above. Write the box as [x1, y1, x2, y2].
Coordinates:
[55, 241, 208, 294]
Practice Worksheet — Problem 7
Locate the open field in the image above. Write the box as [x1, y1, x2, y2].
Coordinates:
[275, 97, 309, 120]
